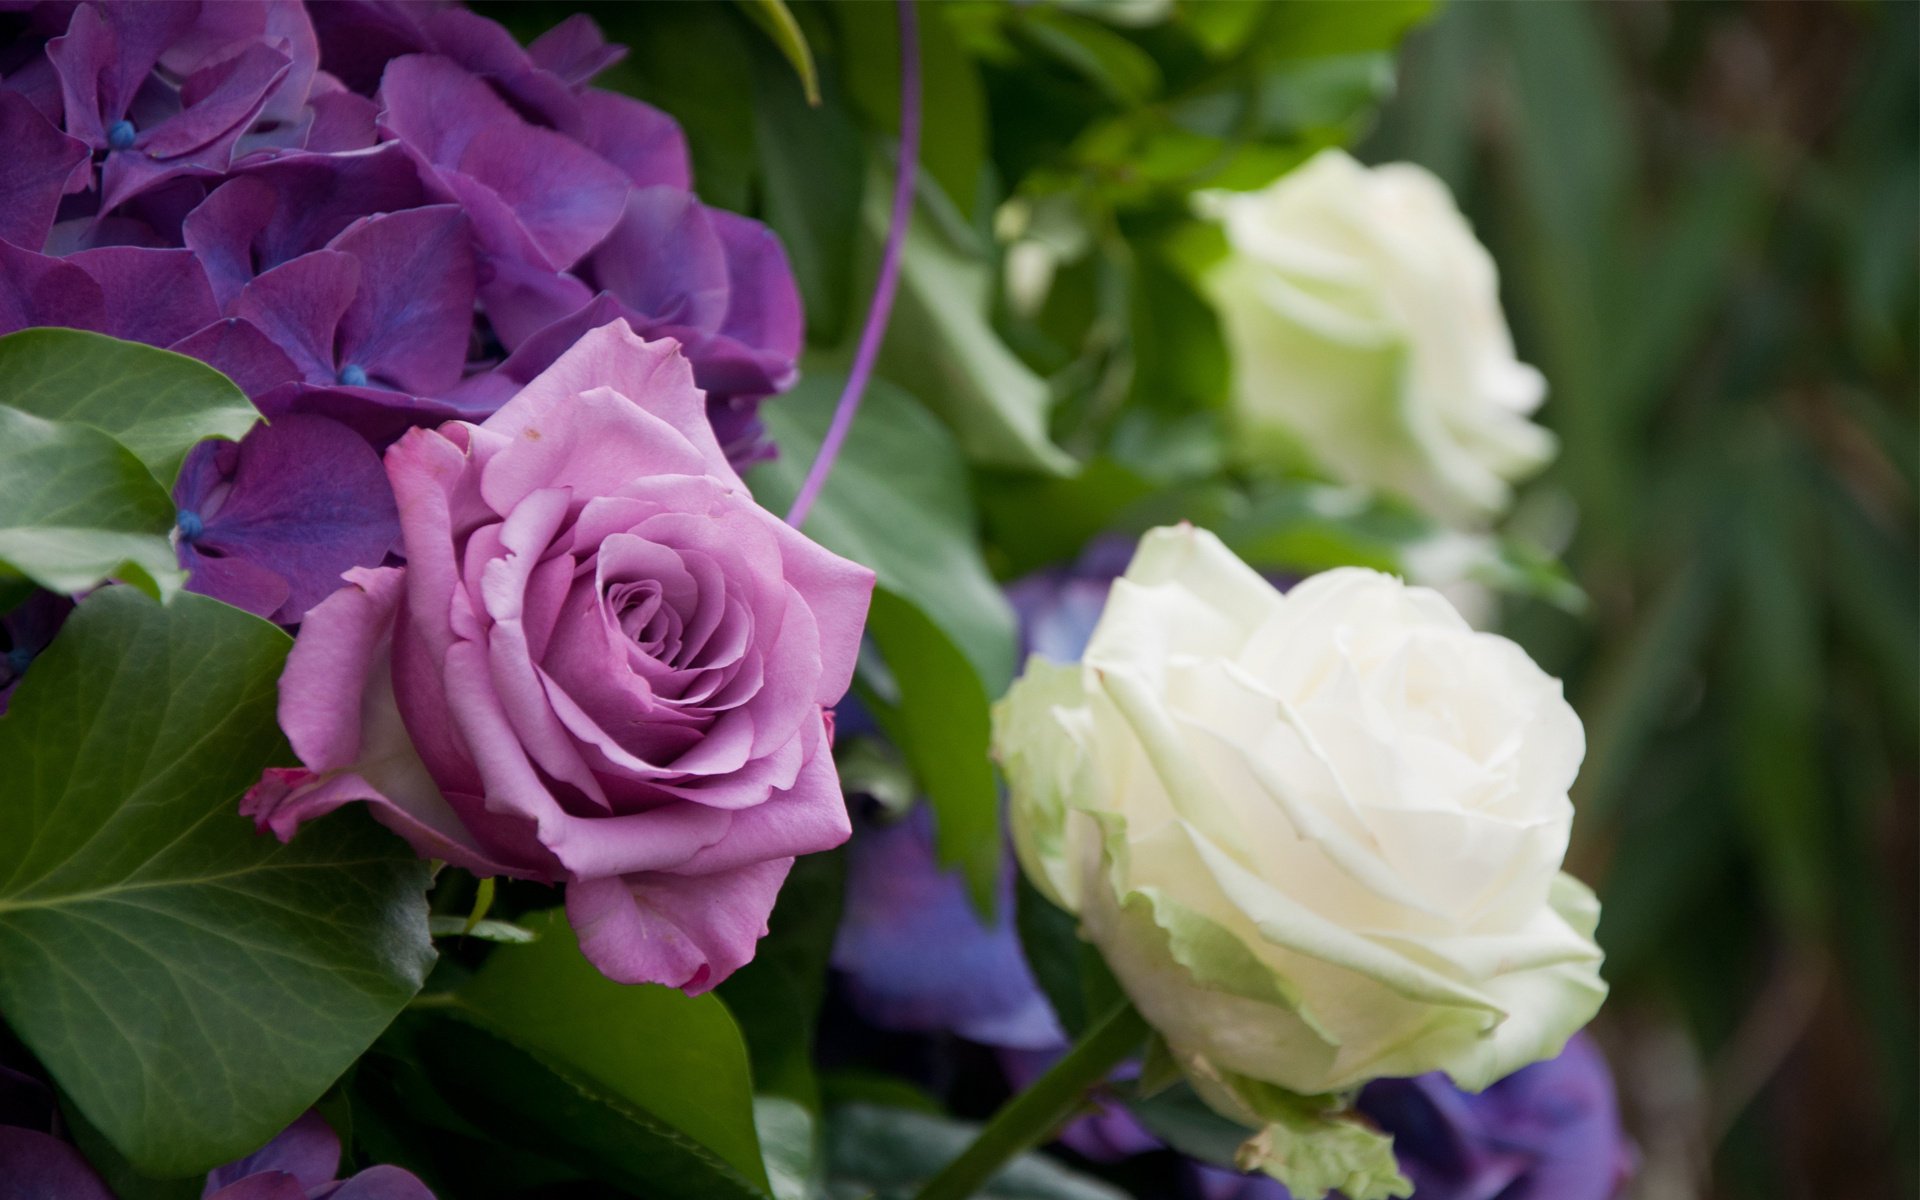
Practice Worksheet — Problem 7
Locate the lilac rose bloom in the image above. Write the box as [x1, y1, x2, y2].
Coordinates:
[243, 322, 873, 991]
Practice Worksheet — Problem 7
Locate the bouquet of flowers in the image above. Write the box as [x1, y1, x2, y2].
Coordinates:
[3, 0, 1766, 1196]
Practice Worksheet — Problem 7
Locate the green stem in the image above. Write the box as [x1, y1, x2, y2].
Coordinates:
[913, 1000, 1149, 1200]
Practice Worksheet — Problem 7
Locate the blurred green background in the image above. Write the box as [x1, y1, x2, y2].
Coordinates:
[1367, 3, 1917, 1197]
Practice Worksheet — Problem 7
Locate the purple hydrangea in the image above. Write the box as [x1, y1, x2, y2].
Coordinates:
[0, 589, 72, 714]
[0, 0, 802, 623]
[831, 802, 1064, 1050]
[0, 1070, 433, 1200]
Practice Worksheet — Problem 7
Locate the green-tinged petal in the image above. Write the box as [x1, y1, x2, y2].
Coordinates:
[1437, 874, 1609, 1091]
[1177, 1060, 1410, 1200]
[992, 656, 1095, 912]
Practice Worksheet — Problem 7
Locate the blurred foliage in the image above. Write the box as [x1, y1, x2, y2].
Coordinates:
[1365, 4, 1918, 1198]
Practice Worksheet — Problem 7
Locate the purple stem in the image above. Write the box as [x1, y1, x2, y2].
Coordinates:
[785, 0, 921, 528]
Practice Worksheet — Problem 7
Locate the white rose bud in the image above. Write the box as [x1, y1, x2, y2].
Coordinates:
[993, 526, 1606, 1198]
[1200, 149, 1553, 524]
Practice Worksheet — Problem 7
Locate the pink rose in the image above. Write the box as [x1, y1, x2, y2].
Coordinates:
[245, 322, 873, 991]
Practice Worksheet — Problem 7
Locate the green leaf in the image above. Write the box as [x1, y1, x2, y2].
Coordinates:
[0, 406, 182, 599]
[823, 1104, 1128, 1200]
[1013, 874, 1121, 1041]
[865, 591, 1002, 916]
[0, 588, 434, 1175]
[444, 908, 771, 1196]
[756, 1095, 822, 1200]
[1260, 0, 1433, 61]
[868, 177, 1076, 476]
[737, 0, 820, 105]
[718, 850, 845, 1110]
[0, 328, 258, 486]
[753, 37, 867, 345]
[835, 2, 987, 221]
[1011, 9, 1163, 106]
[749, 370, 1017, 696]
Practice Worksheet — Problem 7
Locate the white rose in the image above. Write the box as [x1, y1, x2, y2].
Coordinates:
[1200, 149, 1553, 524]
[992, 526, 1605, 1188]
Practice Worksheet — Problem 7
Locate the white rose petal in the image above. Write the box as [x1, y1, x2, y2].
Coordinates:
[1200, 149, 1555, 524]
[991, 525, 1607, 1114]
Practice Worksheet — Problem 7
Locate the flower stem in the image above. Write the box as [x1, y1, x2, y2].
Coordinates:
[912, 1000, 1150, 1200]
[783, 0, 920, 529]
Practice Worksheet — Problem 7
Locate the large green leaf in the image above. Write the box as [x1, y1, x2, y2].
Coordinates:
[432, 909, 770, 1197]
[750, 370, 1016, 696]
[864, 592, 1002, 915]
[869, 179, 1075, 476]
[835, 1, 987, 222]
[718, 850, 846, 1109]
[0, 406, 181, 599]
[753, 33, 866, 346]
[0, 328, 258, 486]
[0, 588, 435, 1175]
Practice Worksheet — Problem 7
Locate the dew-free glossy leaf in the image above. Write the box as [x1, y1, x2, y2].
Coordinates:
[0, 405, 181, 599]
[443, 909, 770, 1196]
[0, 588, 435, 1175]
[0, 328, 259, 485]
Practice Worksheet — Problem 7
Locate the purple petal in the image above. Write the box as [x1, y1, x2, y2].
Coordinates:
[328, 205, 476, 395]
[307, 0, 431, 94]
[46, 1, 194, 147]
[184, 146, 430, 306]
[1357, 1033, 1634, 1200]
[66, 245, 219, 346]
[576, 90, 688, 189]
[203, 1109, 340, 1193]
[0, 1127, 116, 1200]
[304, 78, 380, 152]
[233, 249, 360, 382]
[525, 13, 624, 86]
[1189, 1165, 1294, 1200]
[139, 42, 289, 160]
[176, 414, 400, 624]
[169, 316, 303, 397]
[584, 187, 728, 335]
[699, 207, 803, 398]
[252, 381, 464, 448]
[204, 1176, 308, 1200]
[98, 41, 292, 212]
[377, 53, 627, 272]
[455, 291, 632, 411]
[832, 805, 1064, 1050]
[316, 1165, 438, 1200]
[0, 240, 105, 335]
[0, 90, 87, 250]
[567, 856, 792, 994]
[1001, 1048, 1162, 1163]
